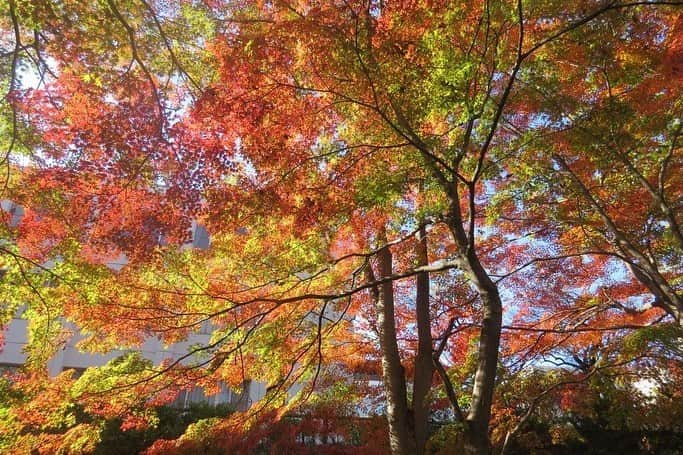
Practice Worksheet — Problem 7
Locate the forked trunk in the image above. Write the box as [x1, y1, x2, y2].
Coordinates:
[446, 193, 503, 455]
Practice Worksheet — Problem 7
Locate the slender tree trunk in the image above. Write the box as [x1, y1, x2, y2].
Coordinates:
[373, 237, 416, 455]
[462, 259, 502, 455]
[413, 223, 433, 454]
[555, 155, 683, 326]
[445, 191, 503, 455]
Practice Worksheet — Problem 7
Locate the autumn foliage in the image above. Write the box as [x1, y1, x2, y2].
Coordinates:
[1, 1, 682, 454]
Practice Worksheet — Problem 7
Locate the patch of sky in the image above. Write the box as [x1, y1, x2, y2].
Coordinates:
[590, 257, 629, 291]
[15, 54, 57, 91]
[232, 138, 258, 182]
[527, 112, 552, 130]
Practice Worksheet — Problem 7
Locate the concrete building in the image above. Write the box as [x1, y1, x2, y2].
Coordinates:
[0, 202, 265, 409]
[0, 308, 267, 409]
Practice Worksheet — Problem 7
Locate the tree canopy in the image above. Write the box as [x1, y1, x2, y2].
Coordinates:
[1, 1, 682, 454]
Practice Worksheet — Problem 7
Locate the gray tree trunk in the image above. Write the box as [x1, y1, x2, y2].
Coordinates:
[446, 191, 503, 455]
[374, 240, 416, 455]
[413, 224, 433, 454]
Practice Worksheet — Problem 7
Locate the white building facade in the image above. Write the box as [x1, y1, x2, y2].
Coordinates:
[0, 202, 265, 409]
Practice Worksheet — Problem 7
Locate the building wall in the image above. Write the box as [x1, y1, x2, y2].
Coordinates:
[0, 311, 267, 409]
[0, 206, 298, 410]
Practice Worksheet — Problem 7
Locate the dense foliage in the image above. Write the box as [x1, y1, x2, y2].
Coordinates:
[0, 1, 682, 454]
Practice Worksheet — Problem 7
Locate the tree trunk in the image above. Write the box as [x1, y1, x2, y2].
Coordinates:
[413, 223, 433, 454]
[445, 190, 503, 455]
[374, 239, 416, 455]
[462, 260, 502, 455]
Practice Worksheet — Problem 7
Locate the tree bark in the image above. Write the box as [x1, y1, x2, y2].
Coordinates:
[461, 258, 502, 455]
[373, 237, 416, 455]
[413, 223, 433, 454]
[445, 190, 503, 455]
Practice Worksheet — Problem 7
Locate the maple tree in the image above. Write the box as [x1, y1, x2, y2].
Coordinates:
[498, 6, 683, 326]
[1, 1, 682, 455]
